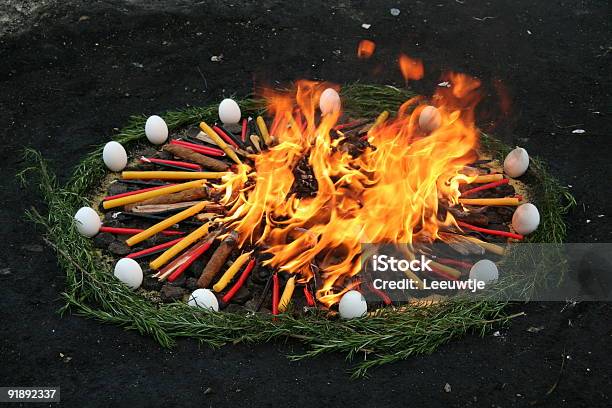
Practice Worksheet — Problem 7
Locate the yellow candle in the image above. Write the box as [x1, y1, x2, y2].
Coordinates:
[473, 174, 503, 183]
[121, 171, 228, 180]
[373, 110, 389, 128]
[458, 197, 520, 206]
[103, 179, 206, 209]
[212, 251, 252, 292]
[199, 122, 242, 164]
[250, 135, 262, 152]
[149, 222, 210, 270]
[256, 116, 272, 145]
[430, 261, 461, 279]
[463, 236, 505, 256]
[277, 276, 296, 313]
[126, 201, 206, 247]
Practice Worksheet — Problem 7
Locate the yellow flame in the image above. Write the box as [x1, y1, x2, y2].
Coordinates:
[215, 77, 481, 306]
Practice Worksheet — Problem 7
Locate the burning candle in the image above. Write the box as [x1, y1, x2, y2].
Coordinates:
[221, 258, 256, 304]
[99, 226, 184, 236]
[458, 197, 520, 206]
[121, 171, 228, 180]
[212, 251, 252, 292]
[125, 201, 207, 247]
[277, 276, 296, 313]
[150, 222, 210, 270]
[256, 116, 272, 146]
[103, 179, 207, 209]
[199, 122, 242, 164]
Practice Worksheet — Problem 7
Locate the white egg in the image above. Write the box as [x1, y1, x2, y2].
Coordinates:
[113, 258, 143, 290]
[319, 88, 341, 115]
[503, 147, 529, 178]
[74, 206, 101, 237]
[102, 141, 128, 172]
[512, 203, 540, 235]
[338, 290, 367, 319]
[469, 259, 499, 284]
[145, 115, 168, 145]
[188, 288, 219, 311]
[218, 99, 241, 125]
[418, 105, 442, 133]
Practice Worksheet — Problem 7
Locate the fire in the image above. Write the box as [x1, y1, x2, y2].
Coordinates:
[215, 76, 481, 306]
[398, 53, 424, 81]
[357, 40, 376, 59]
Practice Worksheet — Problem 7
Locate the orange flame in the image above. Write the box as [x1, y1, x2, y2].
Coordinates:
[215, 75, 481, 306]
[357, 40, 376, 59]
[399, 53, 424, 81]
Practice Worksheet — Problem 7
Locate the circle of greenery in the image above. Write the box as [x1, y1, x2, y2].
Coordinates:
[22, 84, 574, 376]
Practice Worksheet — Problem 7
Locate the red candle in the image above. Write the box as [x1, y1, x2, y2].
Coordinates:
[103, 184, 176, 201]
[140, 157, 202, 171]
[99, 226, 184, 236]
[241, 118, 248, 142]
[167, 241, 212, 282]
[303, 285, 315, 307]
[367, 283, 392, 305]
[457, 221, 524, 240]
[272, 273, 280, 316]
[212, 125, 239, 149]
[461, 178, 510, 196]
[221, 258, 256, 303]
[435, 258, 474, 270]
[169, 140, 226, 157]
[126, 237, 184, 259]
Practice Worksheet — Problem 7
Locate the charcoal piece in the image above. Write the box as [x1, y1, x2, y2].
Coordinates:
[107, 183, 129, 196]
[93, 232, 115, 249]
[229, 286, 251, 305]
[185, 277, 199, 291]
[141, 276, 163, 291]
[251, 265, 270, 284]
[160, 284, 187, 302]
[169, 274, 186, 287]
[108, 240, 131, 256]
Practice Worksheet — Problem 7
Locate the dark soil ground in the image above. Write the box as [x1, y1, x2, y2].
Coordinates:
[1, 1, 611, 407]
